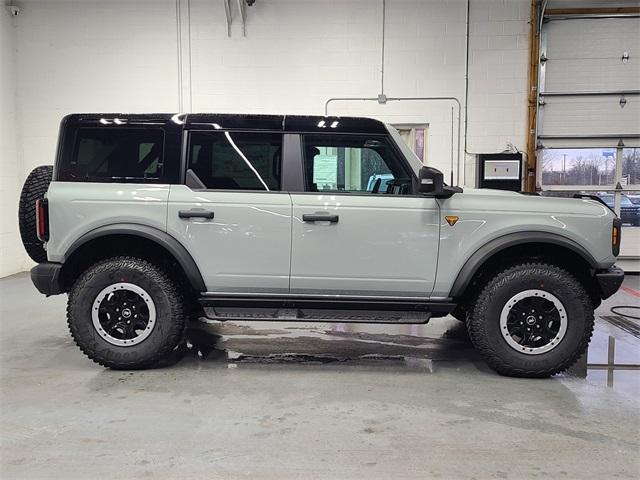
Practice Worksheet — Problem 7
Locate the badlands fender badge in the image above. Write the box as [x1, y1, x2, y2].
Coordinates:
[445, 215, 459, 226]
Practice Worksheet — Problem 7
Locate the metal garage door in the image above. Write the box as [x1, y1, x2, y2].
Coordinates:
[538, 16, 640, 148]
[536, 7, 640, 265]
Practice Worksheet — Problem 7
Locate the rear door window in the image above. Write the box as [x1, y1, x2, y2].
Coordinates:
[59, 128, 164, 182]
[187, 131, 282, 191]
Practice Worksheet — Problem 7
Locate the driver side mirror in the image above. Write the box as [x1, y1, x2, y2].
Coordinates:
[419, 166, 444, 195]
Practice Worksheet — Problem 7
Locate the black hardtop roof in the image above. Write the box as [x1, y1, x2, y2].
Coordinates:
[62, 113, 389, 134]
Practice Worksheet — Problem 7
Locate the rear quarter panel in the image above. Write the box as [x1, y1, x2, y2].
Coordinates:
[432, 191, 616, 298]
[45, 182, 170, 262]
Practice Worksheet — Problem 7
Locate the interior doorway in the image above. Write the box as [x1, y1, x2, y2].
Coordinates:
[392, 124, 428, 164]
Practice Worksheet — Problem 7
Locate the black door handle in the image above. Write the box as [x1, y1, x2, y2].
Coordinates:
[302, 213, 339, 223]
[179, 209, 215, 219]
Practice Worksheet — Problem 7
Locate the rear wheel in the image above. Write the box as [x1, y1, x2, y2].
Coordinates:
[466, 263, 594, 377]
[67, 257, 187, 369]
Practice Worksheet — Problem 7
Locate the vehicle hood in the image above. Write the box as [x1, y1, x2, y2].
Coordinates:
[456, 188, 612, 217]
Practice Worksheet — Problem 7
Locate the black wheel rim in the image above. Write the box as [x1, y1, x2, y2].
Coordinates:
[500, 289, 567, 355]
[91, 283, 156, 346]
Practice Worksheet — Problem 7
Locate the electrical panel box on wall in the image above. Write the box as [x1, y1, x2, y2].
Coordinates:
[477, 153, 523, 192]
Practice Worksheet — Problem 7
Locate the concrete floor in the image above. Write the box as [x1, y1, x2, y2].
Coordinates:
[1, 273, 639, 479]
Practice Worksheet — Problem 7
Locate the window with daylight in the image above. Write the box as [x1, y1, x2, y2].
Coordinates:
[541, 148, 618, 187]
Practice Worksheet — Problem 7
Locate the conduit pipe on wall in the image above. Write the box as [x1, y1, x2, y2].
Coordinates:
[380, 0, 386, 97]
[175, 0, 183, 111]
[175, 0, 193, 112]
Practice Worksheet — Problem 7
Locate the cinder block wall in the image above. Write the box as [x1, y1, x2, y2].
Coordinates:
[3, 0, 530, 276]
[0, 9, 22, 277]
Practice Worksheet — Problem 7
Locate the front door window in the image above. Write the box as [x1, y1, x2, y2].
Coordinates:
[302, 135, 413, 195]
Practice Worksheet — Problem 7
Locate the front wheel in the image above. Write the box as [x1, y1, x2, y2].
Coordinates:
[466, 263, 594, 377]
[67, 257, 187, 369]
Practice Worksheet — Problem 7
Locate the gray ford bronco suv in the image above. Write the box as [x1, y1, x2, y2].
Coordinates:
[20, 113, 624, 377]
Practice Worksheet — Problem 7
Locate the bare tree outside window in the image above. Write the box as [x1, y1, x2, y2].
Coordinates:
[541, 149, 618, 186]
[623, 148, 640, 186]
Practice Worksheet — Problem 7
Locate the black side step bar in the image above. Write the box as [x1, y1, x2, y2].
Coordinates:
[201, 307, 432, 324]
[198, 295, 456, 323]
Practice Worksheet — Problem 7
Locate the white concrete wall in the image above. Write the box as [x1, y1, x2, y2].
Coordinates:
[10, 0, 180, 275]
[0, 8, 22, 277]
[15, 0, 180, 182]
[187, 0, 529, 185]
[4, 0, 530, 275]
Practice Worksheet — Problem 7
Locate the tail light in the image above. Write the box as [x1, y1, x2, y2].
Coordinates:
[35, 198, 49, 242]
[612, 218, 621, 257]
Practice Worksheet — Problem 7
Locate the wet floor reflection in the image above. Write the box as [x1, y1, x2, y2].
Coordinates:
[584, 326, 640, 397]
[162, 277, 640, 397]
[171, 309, 640, 399]
[183, 317, 478, 368]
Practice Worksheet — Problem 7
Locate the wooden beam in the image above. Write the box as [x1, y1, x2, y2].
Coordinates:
[525, 0, 540, 192]
[545, 7, 640, 15]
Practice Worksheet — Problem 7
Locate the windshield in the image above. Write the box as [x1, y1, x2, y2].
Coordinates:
[385, 124, 423, 177]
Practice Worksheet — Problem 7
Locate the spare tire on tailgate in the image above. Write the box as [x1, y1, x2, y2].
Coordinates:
[19, 165, 53, 263]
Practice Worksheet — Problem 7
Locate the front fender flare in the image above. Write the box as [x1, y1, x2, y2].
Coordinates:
[449, 231, 601, 298]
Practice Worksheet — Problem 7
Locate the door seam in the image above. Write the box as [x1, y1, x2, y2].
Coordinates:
[287, 192, 294, 293]
[430, 199, 443, 298]
[164, 185, 171, 233]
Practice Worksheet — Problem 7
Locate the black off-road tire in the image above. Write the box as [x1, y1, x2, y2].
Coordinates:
[466, 263, 594, 378]
[67, 257, 187, 369]
[18, 165, 53, 263]
[451, 305, 468, 323]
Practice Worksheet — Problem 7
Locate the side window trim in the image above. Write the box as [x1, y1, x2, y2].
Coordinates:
[179, 128, 190, 185]
[281, 134, 304, 192]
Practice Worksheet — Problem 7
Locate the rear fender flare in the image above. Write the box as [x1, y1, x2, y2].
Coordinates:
[64, 224, 206, 292]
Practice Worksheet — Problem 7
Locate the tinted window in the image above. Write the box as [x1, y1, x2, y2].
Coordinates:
[188, 132, 282, 190]
[302, 134, 411, 194]
[59, 128, 164, 182]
